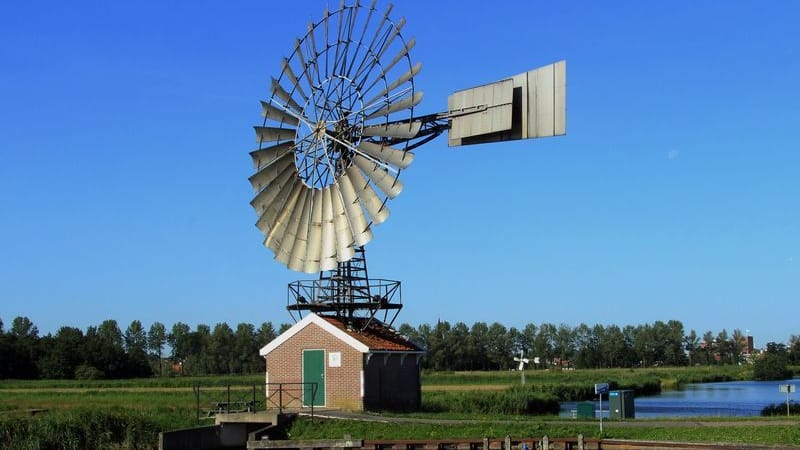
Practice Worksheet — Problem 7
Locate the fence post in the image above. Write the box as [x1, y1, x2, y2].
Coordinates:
[577, 434, 584, 450]
[279, 383, 283, 413]
[482, 438, 489, 450]
[193, 384, 200, 424]
[252, 383, 257, 413]
[227, 385, 231, 414]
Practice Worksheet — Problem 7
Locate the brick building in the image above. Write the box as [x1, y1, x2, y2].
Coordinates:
[259, 313, 425, 411]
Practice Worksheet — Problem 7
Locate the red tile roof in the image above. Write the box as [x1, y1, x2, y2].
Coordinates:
[320, 316, 424, 352]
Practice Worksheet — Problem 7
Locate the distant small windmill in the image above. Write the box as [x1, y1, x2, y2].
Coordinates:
[514, 350, 530, 385]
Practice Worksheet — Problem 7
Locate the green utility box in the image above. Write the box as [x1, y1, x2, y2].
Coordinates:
[576, 401, 594, 419]
[609, 390, 635, 419]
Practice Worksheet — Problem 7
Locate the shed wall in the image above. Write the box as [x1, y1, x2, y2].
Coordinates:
[363, 353, 421, 411]
[265, 322, 363, 410]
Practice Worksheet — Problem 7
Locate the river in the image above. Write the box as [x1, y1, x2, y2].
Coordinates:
[560, 379, 798, 418]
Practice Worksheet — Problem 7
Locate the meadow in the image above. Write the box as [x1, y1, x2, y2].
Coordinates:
[1, 366, 799, 449]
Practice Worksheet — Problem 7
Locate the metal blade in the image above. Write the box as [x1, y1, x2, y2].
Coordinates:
[248, 151, 294, 192]
[265, 181, 304, 258]
[250, 161, 296, 216]
[271, 77, 304, 113]
[287, 188, 312, 271]
[274, 186, 308, 266]
[337, 172, 373, 247]
[346, 166, 389, 225]
[365, 91, 423, 120]
[303, 189, 323, 273]
[254, 126, 296, 143]
[282, 58, 308, 103]
[358, 140, 414, 169]
[294, 39, 316, 97]
[255, 176, 300, 235]
[353, 154, 403, 198]
[331, 184, 356, 262]
[319, 187, 338, 271]
[365, 37, 416, 94]
[249, 141, 294, 170]
[364, 61, 421, 107]
[361, 121, 421, 138]
[261, 100, 300, 126]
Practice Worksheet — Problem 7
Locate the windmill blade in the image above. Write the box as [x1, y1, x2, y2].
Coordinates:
[250, 161, 296, 215]
[248, 151, 294, 192]
[361, 121, 421, 138]
[331, 184, 356, 262]
[357, 34, 415, 94]
[254, 126, 296, 143]
[353, 154, 403, 198]
[346, 166, 389, 225]
[265, 181, 304, 256]
[358, 140, 414, 169]
[260, 100, 300, 127]
[250, 141, 294, 170]
[337, 172, 373, 246]
[254, 176, 301, 235]
[271, 77, 304, 113]
[287, 189, 313, 271]
[273, 185, 308, 261]
[294, 39, 317, 97]
[281, 58, 308, 103]
[364, 61, 421, 107]
[319, 187, 338, 271]
[303, 189, 324, 273]
[365, 91, 423, 120]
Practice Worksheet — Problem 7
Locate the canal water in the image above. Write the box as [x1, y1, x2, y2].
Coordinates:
[560, 379, 798, 418]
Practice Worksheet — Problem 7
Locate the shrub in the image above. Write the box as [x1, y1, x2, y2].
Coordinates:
[74, 364, 105, 380]
[422, 386, 559, 415]
[761, 401, 800, 416]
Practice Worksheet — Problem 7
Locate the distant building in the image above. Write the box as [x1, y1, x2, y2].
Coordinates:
[259, 313, 424, 411]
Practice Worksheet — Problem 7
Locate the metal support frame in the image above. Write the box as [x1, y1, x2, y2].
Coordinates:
[287, 246, 402, 330]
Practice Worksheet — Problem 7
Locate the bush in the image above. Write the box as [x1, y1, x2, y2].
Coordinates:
[74, 364, 105, 380]
[761, 401, 800, 416]
[422, 386, 560, 415]
[753, 354, 791, 381]
[0, 409, 160, 450]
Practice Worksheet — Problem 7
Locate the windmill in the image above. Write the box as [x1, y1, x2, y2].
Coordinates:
[249, 1, 566, 329]
[514, 350, 530, 385]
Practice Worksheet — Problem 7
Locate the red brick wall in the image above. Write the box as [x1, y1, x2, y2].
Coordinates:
[265, 322, 364, 411]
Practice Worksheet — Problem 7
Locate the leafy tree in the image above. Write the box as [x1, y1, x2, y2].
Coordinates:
[233, 322, 260, 373]
[148, 322, 167, 376]
[753, 342, 792, 381]
[8, 316, 40, 378]
[468, 322, 489, 370]
[278, 323, 292, 334]
[684, 329, 700, 365]
[167, 322, 192, 362]
[85, 320, 128, 378]
[256, 322, 277, 348]
[37, 326, 84, 379]
[124, 320, 151, 377]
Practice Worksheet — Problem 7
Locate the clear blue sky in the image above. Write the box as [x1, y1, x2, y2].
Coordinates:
[1, 1, 798, 346]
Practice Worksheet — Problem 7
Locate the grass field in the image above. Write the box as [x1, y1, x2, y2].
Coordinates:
[2, 366, 799, 449]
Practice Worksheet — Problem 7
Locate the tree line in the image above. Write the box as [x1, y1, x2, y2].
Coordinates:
[0, 316, 290, 379]
[2, 315, 799, 379]
[399, 320, 800, 371]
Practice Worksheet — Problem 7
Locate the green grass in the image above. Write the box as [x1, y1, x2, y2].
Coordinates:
[285, 416, 800, 446]
[0, 366, 794, 448]
[421, 366, 749, 387]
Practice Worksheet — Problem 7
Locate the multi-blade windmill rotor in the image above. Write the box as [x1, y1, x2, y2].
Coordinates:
[249, 1, 565, 328]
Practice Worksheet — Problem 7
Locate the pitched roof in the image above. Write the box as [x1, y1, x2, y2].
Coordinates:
[319, 315, 424, 352]
[259, 313, 424, 356]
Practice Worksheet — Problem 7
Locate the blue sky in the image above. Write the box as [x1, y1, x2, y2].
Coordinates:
[1, 1, 798, 346]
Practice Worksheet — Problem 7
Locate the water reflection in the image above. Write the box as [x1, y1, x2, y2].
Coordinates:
[560, 379, 798, 418]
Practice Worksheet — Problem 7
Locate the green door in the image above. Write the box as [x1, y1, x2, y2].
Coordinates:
[302, 350, 325, 406]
